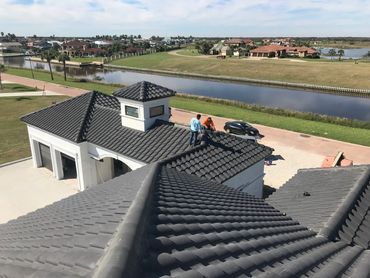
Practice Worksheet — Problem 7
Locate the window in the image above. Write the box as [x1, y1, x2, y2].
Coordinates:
[149, 105, 164, 118]
[125, 106, 139, 118]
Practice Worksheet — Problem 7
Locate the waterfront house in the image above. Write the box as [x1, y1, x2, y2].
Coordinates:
[21, 81, 272, 197]
[250, 45, 287, 58]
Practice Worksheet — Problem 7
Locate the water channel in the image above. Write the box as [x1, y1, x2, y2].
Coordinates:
[3, 56, 370, 121]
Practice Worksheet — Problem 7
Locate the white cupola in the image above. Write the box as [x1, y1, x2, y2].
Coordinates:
[112, 81, 176, 132]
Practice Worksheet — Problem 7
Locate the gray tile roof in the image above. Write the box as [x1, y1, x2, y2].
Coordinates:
[113, 81, 176, 101]
[164, 131, 272, 183]
[21, 90, 271, 176]
[2, 163, 370, 277]
[0, 164, 153, 277]
[267, 165, 370, 249]
[21, 91, 120, 143]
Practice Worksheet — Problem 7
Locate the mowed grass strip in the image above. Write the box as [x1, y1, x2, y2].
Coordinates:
[0, 83, 40, 93]
[109, 52, 370, 89]
[0, 96, 69, 164]
[5, 67, 120, 94]
[170, 96, 370, 147]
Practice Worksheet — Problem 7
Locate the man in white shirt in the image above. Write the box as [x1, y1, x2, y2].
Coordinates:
[189, 114, 202, 146]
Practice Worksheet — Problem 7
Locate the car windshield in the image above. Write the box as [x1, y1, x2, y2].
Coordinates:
[240, 122, 252, 128]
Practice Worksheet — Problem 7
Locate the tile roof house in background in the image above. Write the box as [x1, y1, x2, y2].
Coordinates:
[1, 162, 370, 277]
[21, 81, 272, 197]
[268, 165, 370, 249]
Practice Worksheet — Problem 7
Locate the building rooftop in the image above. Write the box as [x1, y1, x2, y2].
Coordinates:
[21, 88, 272, 176]
[1, 163, 370, 277]
[113, 81, 176, 102]
[267, 165, 370, 248]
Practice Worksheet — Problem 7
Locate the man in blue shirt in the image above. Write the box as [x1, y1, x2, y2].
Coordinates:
[189, 114, 202, 146]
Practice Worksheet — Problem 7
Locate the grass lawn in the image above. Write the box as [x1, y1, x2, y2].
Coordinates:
[5, 67, 120, 94]
[109, 52, 370, 89]
[176, 47, 202, 57]
[0, 96, 69, 164]
[70, 57, 103, 63]
[170, 96, 370, 147]
[0, 83, 40, 93]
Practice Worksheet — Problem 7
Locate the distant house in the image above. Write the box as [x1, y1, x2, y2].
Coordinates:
[224, 38, 254, 47]
[81, 47, 106, 57]
[287, 46, 319, 58]
[209, 42, 223, 55]
[21, 81, 272, 197]
[250, 45, 287, 58]
[0, 42, 22, 53]
[61, 40, 90, 56]
[94, 40, 113, 47]
[221, 45, 232, 56]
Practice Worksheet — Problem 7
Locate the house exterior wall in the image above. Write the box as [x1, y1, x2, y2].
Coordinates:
[117, 97, 170, 131]
[27, 125, 146, 191]
[223, 159, 265, 198]
[27, 125, 88, 191]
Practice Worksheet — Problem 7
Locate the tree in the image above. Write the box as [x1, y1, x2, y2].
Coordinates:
[338, 49, 345, 61]
[41, 50, 57, 80]
[195, 40, 213, 55]
[328, 48, 336, 60]
[0, 32, 3, 37]
[58, 53, 70, 81]
[0, 64, 5, 90]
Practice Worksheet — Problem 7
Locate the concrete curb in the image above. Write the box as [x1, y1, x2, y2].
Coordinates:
[0, 157, 31, 168]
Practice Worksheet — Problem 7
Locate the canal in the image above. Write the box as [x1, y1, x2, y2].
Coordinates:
[3, 56, 370, 121]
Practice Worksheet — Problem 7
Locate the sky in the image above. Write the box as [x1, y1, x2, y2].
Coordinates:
[1, 0, 370, 37]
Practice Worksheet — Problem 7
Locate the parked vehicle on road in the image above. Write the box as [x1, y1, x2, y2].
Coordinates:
[224, 121, 263, 138]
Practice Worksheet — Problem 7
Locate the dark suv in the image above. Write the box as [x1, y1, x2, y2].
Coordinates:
[224, 121, 262, 138]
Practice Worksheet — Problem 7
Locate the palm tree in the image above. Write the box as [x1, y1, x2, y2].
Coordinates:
[338, 49, 345, 61]
[328, 49, 336, 60]
[40, 50, 57, 80]
[58, 53, 70, 81]
[0, 64, 5, 90]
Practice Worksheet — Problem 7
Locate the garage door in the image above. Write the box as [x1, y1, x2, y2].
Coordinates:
[39, 143, 53, 172]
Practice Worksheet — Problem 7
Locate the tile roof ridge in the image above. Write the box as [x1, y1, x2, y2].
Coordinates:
[20, 91, 93, 122]
[160, 144, 207, 166]
[298, 165, 370, 173]
[92, 162, 161, 278]
[76, 92, 97, 142]
[320, 166, 370, 240]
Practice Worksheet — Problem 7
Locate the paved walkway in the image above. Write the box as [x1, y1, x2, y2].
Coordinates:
[171, 108, 370, 188]
[0, 159, 79, 224]
[2, 73, 88, 97]
[0, 90, 61, 97]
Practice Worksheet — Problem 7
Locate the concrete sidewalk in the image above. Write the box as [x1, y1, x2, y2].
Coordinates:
[0, 90, 61, 97]
[0, 159, 79, 224]
[3, 73, 88, 97]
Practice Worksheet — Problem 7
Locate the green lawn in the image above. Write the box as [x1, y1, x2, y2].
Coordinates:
[0, 83, 40, 93]
[170, 96, 370, 147]
[5, 67, 120, 94]
[176, 47, 202, 57]
[0, 96, 69, 164]
[70, 57, 103, 63]
[109, 52, 370, 89]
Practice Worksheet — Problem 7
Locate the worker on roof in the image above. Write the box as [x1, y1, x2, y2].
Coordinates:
[202, 117, 216, 132]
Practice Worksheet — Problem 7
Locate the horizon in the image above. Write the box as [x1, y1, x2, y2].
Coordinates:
[1, 0, 370, 37]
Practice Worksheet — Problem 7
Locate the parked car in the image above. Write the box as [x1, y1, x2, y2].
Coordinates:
[224, 121, 263, 138]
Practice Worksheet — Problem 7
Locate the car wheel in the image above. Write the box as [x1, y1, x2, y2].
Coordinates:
[225, 128, 230, 133]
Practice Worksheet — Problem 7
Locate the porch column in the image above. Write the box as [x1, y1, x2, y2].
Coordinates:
[29, 137, 42, 168]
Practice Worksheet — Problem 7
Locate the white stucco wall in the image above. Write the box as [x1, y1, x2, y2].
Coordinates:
[27, 126, 146, 191]
[223, 159, 265, 198]
[27, 125, 87, 190]
[117, 97, 170, 131]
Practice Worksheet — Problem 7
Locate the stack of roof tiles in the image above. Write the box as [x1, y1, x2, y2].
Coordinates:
[1, 164, 370, 277]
